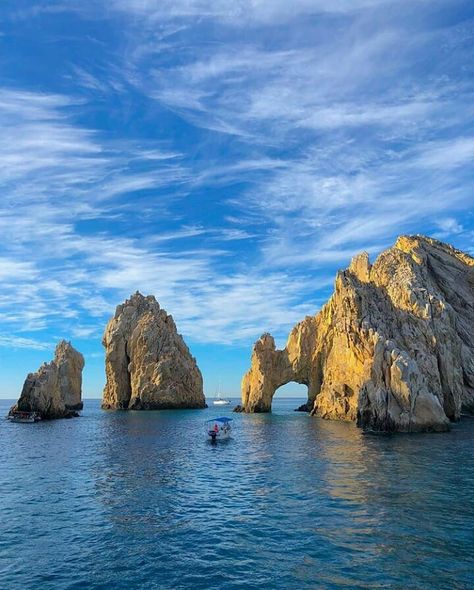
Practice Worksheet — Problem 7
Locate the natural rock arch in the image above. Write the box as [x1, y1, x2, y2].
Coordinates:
[240, 328, 321, 413]
[239, 236, 474, 433]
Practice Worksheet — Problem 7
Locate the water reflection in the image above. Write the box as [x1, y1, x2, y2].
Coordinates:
[1, 399, 473, 590]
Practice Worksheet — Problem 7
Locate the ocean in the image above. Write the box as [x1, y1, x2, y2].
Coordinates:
[1, 397, 473, 589]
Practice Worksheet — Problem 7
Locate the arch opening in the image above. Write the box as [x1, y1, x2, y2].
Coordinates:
[272, 381, 311, 412]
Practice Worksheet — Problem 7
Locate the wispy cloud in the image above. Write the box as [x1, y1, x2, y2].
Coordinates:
[109, 0, 424, 23]
[0, 86, 321, 346]
[0, 0, 473, 369]
[0, 335, 52, 351]
[108, 0, 474, 279]
[413, 137, 474, 170]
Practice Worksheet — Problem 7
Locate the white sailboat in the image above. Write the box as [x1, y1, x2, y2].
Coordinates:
[213, 381, 230, 406]
[213, 395, 230, 406]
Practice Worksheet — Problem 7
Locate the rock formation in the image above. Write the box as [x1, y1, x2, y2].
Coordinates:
[240, 236, 474, 432]
[102, 292, 205, 410]
[10, 340, 84, 419]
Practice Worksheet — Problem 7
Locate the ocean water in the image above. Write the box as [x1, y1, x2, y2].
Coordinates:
[1, 398, 473, 590]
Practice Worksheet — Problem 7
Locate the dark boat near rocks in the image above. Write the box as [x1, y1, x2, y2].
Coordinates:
[7, 411, 42, 423]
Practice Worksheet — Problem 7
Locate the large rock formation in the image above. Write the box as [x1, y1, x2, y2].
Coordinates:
[240, 236, 474, 432]
[11, 340, 84, 419]
[102, 292, 205, 410]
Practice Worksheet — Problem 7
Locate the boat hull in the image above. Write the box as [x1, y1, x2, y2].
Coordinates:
[207, 429, 231, 441]
[205, 416, 233, 442]
[7, 412, 41, 423]
[8, 416, 37, 423]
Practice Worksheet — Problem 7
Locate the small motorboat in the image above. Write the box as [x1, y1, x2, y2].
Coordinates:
[7, 411, 42, 423]
[206, 417, 233, 442]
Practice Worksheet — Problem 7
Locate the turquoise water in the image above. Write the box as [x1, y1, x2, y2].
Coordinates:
[1, 398, 473, 590]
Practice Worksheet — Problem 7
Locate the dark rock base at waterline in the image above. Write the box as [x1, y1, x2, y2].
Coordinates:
[295, 402, 310, 412]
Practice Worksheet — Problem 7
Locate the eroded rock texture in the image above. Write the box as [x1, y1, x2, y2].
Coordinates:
[240, 236, 474, 432]
[11, 340, 84, 419]
[102, 292, 205, 410]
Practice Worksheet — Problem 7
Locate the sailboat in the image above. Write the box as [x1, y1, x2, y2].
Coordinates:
[213, 381, 230, 406]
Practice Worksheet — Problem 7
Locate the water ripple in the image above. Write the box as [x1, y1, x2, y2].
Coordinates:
[1, 399, 473, 589]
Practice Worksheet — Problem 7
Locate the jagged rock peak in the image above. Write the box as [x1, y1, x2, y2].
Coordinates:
[10, 340, 84, 419]
[114, 291, 160, 317]
[240, 235, 474, 433]
[348, 251, 371, 282]
[102, 292, 205, 410]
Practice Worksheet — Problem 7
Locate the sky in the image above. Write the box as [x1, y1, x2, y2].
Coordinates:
[0, 0, 473, 399]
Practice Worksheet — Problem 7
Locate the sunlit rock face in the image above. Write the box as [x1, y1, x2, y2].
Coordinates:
[240, 236, 474, 432]
[102, 292, 205, 410]
[11, 340, 84, 419]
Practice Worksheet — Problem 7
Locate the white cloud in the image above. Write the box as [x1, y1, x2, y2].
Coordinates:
[0, 258, 37, 281]
[414, 137, 474, 170]
[0, 86, 323, 347]
[1, 0, 474, 358]
[71, 325, 101, 339]
[109, 0, 421, 23]
[0, 335, 52, 350]
[437, 218, 464, 234]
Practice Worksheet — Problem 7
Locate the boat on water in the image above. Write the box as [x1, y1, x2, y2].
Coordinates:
[7, 411, 42, 423]
[213, 394, 231, 406]
[212, 382, 231, 405]
[206, 417, 233, 442]
[212, 381, 230, 406]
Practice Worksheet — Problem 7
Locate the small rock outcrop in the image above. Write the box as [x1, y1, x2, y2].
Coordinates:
[10, 340, 84, 419]
[240, 236, 474, 432]
[102, 292, 205, 410]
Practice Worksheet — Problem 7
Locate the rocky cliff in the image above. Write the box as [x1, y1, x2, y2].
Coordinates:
[240, 236, 474, 432]
[11, 340, 84, 419]
[102, 292, 205, 410]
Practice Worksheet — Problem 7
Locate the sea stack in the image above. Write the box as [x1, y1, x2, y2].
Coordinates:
[10, 340, 85, 419]
[102, 292, 205, 410]
[240, 235, 474, 433]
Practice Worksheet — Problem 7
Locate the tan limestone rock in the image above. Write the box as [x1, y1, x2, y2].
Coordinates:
[102, 292, 205, 410]
[240, 236, 474, 432]
[11, 340, 84, 419]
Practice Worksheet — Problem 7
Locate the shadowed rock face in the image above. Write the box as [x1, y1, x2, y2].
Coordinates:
[11, 340, 84, 419]
[102, 292, 205, 410]
[240, 236, 474, 432]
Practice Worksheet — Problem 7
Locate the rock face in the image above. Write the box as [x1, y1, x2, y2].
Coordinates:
[102, 292, 205, 410]
[240, 236, 474, 432]
[11, 340, 84, 419]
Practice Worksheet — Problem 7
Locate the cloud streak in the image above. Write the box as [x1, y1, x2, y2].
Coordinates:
[0, 86, 321, 347]
[0, 0, 473, 369]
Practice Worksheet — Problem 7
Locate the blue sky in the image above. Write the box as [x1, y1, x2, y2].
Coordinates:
[0, 0, 473, 399]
